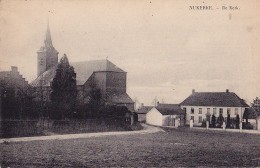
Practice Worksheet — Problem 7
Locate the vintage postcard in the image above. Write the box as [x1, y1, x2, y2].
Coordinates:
[0, 0, 260, 167]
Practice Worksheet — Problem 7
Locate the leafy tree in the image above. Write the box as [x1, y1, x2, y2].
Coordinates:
[1, 78, 37, 120]
[243, 108, 249, 124]
[50, 54, 77, 119]
[211, 114, 216, 128]
[226, 114, 231, 128]
[251, 97, 260, 113]
[236, 114, 240, 129]
[217, 113, 224, 127]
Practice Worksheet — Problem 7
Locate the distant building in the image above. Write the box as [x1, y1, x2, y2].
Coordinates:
[180, 89, 249, 126]
[146, 103, 185, 127]
[0, 66, 30, 120]
[0, 66, 29, 90]
[31, 24, 134, 111]
[136, 104, 153, 122]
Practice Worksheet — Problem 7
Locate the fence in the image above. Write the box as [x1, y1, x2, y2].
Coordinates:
[0, 120, 39, 138]
[0, 117, 131, 138]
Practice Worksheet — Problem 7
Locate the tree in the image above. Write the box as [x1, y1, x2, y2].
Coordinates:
[251, 97, 260, 113]
[251, 97, 260, 118]
[235, 114, 240, 129]
[50, 54, 77, 119]
[1, 80, 36, 120]
[211, 114, 216, 128]
[217, 113, 224, 127]
[226, 114, 231, 128]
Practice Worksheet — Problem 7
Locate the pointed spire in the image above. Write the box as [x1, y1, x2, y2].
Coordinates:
[45, 19, 53, 47]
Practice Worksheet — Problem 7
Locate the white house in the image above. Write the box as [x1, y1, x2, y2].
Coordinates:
[180, 89, 249, 127]
[146, 104, 185, 127]
[136, 105, 153, 122]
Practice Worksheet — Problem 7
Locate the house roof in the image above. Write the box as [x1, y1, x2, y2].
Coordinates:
[31, 59, 125, 86]
[155, 104, 184, 115]
[180, 92, 249, 107]
[137, 106, 153, 114]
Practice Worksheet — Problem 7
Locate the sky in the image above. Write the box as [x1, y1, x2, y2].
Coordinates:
[0, 0, 260, 106]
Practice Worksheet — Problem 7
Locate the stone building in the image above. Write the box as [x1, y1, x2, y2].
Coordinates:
[31, 25, 134, 111]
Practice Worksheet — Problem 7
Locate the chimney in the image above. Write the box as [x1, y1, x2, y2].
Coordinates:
[226, 89, 229, 93]
[192, 89, 195, 94]
[11, 66, 18, 72]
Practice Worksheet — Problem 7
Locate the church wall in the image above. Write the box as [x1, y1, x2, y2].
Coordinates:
[93, 72, 107, 97]
[106, 72, 126, 94]
[46, 49, 58, 70]
[37, 52, 47, 76]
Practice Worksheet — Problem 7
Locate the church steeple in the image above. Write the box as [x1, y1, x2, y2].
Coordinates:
[37, 21, 59, 77]
[45, 20, 53, 48]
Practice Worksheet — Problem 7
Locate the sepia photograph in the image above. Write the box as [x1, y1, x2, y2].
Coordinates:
[0, 0, 260, 167]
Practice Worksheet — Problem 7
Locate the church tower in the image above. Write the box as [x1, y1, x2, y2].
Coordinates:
[37, 22, 59, 76]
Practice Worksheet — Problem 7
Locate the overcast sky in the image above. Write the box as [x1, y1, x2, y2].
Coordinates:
[0, 0, 260, 106]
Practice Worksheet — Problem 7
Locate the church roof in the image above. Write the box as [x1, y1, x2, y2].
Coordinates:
[72, 59, 125, 85]
[31, 59, 125, 86]
[107, 93, 134, 104]
[180, 92, 249, 107]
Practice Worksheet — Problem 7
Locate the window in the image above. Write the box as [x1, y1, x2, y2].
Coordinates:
[183, 107, 186, 113]
[191, 116, 194, 121]
[199, 116, 203, 123]
[191, 108, 194, 114]
[199, 108, 202, 114]
[235, 108, 238, 115]
[213, 108, 217, 115]
[207, 108, 210, 113]
[219, 108, 223, 115]
[227, 108, 231, 115]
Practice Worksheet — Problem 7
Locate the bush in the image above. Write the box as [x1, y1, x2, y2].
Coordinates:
[242, 122, 254, 130]
[201, 119, 206, 127]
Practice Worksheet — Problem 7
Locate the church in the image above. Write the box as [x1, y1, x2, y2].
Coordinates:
[31, 24, 134, 111]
